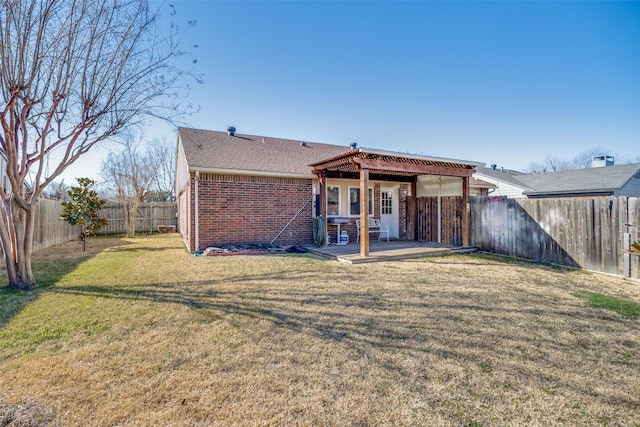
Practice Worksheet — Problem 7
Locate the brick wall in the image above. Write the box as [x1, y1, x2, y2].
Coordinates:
[399, 183, 409, 239]
[190, 173, 314, 250]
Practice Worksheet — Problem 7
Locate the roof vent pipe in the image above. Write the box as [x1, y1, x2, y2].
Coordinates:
[227, 126, 236, 136]
[350, 142, 357, 149]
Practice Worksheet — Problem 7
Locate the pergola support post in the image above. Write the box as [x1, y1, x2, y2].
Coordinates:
[408, 179, 417, 240]
[360, 168, 370, 257]
[319, 171, 328, 247]
[462, 175, 470, 247]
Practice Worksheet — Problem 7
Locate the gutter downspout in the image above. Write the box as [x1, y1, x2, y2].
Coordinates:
[194, 170, 200, 252]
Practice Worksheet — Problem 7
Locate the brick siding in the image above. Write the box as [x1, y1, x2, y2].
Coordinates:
[189, 173, 314, 250]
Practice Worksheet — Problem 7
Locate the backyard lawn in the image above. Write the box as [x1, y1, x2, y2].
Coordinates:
[1, 234, 639, 426]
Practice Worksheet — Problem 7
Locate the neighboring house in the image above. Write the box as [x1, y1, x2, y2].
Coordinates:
[474, 163, 640, 199]
[176, 127, 483, 252]
[474, 166, 531, 198]
[470, 177, 495, 196]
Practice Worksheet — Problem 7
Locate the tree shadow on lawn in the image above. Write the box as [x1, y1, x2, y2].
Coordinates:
[105, 245, 178, 253]
[55, 273, 640, 416]
[0, 237, 134, 328]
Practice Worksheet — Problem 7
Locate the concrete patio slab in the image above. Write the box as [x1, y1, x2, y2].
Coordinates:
[305, 240, 476, 264]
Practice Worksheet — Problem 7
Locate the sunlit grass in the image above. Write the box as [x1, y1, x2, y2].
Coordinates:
[0, 234, 639, 426]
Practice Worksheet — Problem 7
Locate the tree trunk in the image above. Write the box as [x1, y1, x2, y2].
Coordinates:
[0, 199, 37, 289]
[122, 199, 139, 238]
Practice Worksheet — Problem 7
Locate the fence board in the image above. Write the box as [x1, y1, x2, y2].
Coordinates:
[8, 200, 178, 256]
[98, 202, 177, 235]
[629, 198, 640, 278]
[471, 196, 640, 279]
[32, 198, 79, 252]
[416, 197, 462, 245]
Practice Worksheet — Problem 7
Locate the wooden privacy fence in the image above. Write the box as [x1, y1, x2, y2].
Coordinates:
[416, 196, 463, 245]
[98, 202, 177, 235]
[32, 198, 80, 252]
[14, 200, 177, 255]
[471, 196, 640, 279]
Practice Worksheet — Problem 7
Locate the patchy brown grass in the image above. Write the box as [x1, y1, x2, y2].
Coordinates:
[0, 234, 639, 426]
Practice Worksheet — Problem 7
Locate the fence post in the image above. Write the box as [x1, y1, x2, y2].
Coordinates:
[149, 202, 153, 234]
[623, 232, 631, 277]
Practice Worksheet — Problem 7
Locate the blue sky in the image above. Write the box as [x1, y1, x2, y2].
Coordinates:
[61, 0, 640, 181]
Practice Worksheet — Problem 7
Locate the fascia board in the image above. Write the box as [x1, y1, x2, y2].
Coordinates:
[189, 166, 316, 180]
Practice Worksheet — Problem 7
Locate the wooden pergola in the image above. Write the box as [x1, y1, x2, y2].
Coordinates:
[310, 148, 479, 257]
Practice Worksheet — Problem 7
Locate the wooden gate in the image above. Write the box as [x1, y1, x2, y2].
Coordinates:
[416, 196, 463, 245]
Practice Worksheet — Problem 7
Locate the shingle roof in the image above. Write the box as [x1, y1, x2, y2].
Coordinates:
[470, 177, 495, 189]
[178, 127, 352, 176]
[179, 127, 484, 177]
[518, 163, 640, 196]
[475, 166, 533, 190]
[477, 163, 640, 196]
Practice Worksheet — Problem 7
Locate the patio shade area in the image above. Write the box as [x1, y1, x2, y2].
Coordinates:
[310, 148, 482, 257]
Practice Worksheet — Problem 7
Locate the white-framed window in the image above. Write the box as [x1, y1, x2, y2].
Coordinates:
[349, 187, 373, 217]
[327, 186, 340, 216]
[381, 190, 393, 215]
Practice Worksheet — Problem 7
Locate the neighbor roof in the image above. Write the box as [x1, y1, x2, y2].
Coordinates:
[178, 127, 351, 177]
[477, 163, 640, 196]
[519, 163, 640, 196]
[475, 166, 532, 190]
[470, 177, 495, 189]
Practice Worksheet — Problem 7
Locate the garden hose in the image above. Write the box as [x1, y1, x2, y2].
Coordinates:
[313, 216, 326, 247]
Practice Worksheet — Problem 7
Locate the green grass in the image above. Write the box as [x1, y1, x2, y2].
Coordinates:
[573, 290, 640, 320]
[0, 288, 41, 326]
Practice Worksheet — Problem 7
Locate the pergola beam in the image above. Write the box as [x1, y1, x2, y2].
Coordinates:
[317, 170, 416, 183]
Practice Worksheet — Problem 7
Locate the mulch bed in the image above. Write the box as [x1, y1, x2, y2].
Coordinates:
[200, 244, 307, 257]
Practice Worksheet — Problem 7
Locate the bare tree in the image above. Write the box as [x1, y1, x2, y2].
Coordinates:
[523, 160, 548, 174]
[0, 0, 196, 289]
[146, 137, 176, 202]
[525, 146, 637, 174]
[571, 146, 607, 169]
[524, 154, 567, 174]
[42, 179, 70, 200]
[101, 135, 160, 238]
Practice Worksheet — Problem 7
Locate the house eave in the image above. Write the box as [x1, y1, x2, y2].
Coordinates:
[189, 166, 317, 180]
[524, 190, 615, 198]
